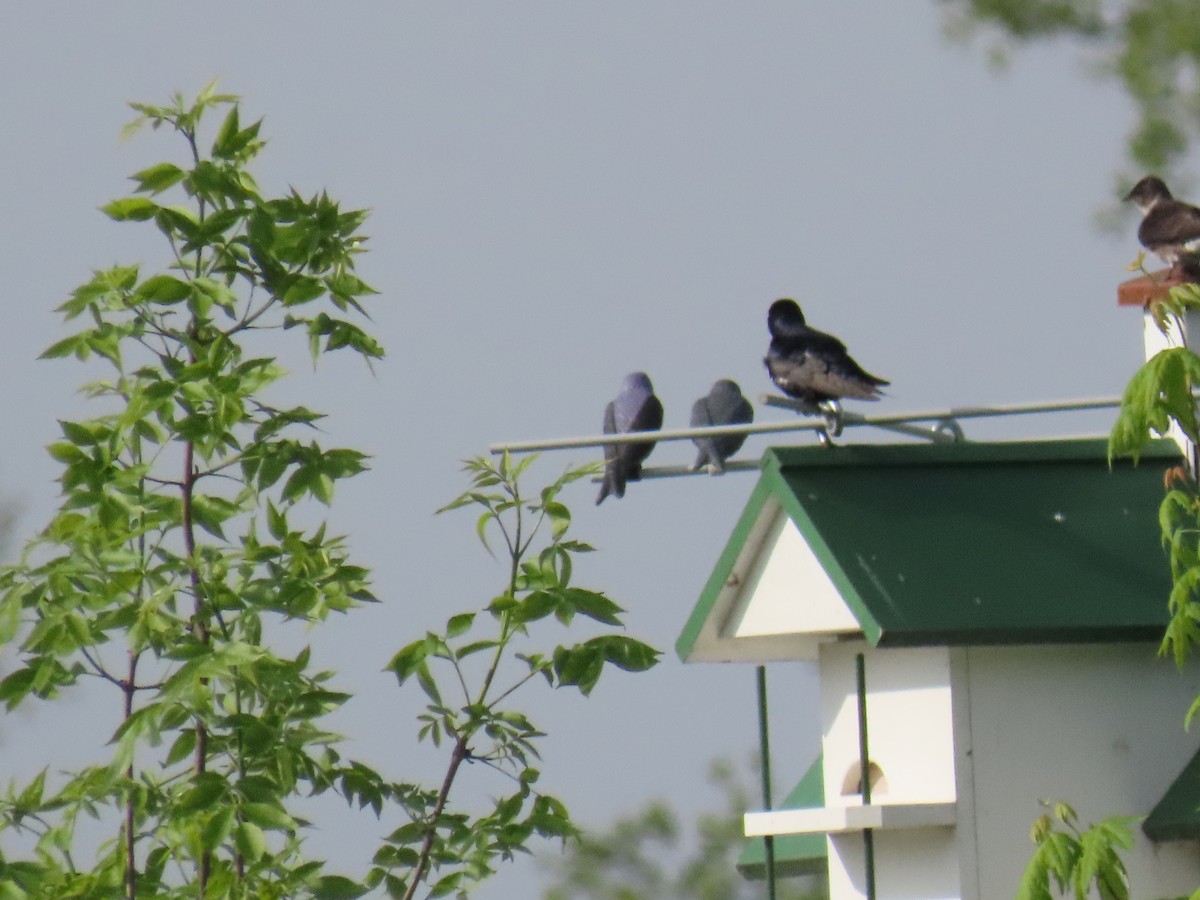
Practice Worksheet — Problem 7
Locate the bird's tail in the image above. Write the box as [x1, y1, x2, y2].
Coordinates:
[596, 468, 624, 505]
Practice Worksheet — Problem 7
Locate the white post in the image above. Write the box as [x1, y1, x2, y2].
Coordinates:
[1141, 306, 1200, 462]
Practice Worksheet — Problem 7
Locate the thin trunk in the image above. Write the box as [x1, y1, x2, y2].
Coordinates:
[181, 439, 211, 894]
[402, 737, 470, 900]
[124, 651, 138, 900]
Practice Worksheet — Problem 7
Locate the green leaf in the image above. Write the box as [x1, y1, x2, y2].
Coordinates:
[46, 442, 86, 464]
[212, 104, 240, 158]
[511, 590, 558, 625]
[553, 645, 604, 696]
[178, 773, 230, 814]
[234, 821, 268, 862]
[201, 806, 235, 851]
[17, 769, 47, 810]
[311, 875, 369, 899]
[131, 161, 186, 194]
[1111, 347, 1200, 459]
[101, 196, 159, 221]
[284, 276, 328, 305]
[0, 667, 36, 708]
[267, 500, 288, 540]
[39, 334, 87, 360]
[416, 663, 441, 704]
[240, 801, 297, 831]
[476, 510, 495, 556]
[429, 872, 463, 897]
[138, 274, 191, 304]
[164, 729, 197, 766]
[387, 640, 428, 683]
[596, 635, 661, 673]
[455, 639, 499, 660]
[446, 613, 475, 639]
[544, 500, 571, 539]
[562, 589, 623, 626]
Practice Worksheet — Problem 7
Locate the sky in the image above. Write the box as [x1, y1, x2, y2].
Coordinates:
[0, 3, 1149, 896]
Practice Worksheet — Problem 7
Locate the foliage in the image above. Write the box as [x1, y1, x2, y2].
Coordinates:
[941, 0, 1200, 186]
[0, 82, 380, 899]
[373, 454, 660, 899]
[1017, 801, 1136, 900]
[539, 758, 823, 900]
[0, 85, 659, 900]
[1110, 280, 1200, 673]
[1090, 280, 1200, 898]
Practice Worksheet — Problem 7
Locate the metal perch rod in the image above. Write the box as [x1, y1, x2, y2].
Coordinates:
[491, 418, 833, 454]
[488, 393, 1128, 456]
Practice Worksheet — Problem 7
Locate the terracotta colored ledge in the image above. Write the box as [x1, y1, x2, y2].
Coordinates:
[1118, 270, 1187, 307]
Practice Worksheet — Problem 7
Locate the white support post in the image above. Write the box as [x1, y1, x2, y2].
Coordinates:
[1142, 306, 1200, 462]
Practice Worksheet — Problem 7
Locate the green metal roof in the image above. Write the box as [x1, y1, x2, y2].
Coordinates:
[737, 755, 827, 880]
[1144, 746, 1200, 842]
[678, 439, 1181, 661]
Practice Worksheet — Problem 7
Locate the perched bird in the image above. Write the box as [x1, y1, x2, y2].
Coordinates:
[690, 379, 754, 474]
[764, 299, 888, 408]
[596, 372, 664, 505]
[1124, 175, 1200, 273]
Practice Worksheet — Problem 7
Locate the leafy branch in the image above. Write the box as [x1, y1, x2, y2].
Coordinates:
[1110, 281, 1200, 670]
[372, 455, 660, 899]
[1017, 802, 1136, 900]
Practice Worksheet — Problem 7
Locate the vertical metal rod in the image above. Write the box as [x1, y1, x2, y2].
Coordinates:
[756, 665, 778, 900]
[856, 653, 877, 900]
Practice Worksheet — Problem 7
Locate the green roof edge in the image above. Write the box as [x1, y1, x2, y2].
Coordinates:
[674, 469, 774, 661]
[1144, 745, 1200, 842]
[737, 754, 827, 880]
[761, 451, 884, 645]
[763, 437, 1181, 470]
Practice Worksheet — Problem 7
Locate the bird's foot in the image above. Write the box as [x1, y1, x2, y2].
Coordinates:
[819, 401, 844, 438]
[813, 401, 843, 448]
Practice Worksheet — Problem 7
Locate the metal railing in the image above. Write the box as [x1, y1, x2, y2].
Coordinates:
[487, 392, 1128, 480]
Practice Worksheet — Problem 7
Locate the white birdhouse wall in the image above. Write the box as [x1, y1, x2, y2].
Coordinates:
[818, 641, 957, 806]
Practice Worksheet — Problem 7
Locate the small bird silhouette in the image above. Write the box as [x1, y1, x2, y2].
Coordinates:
[690, 379, 754, 474]
[597, 372, 664, 505]
[763, 299, 888, 410]
[1124, 175, 1200, 275]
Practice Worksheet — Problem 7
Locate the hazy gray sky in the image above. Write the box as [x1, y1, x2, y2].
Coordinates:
[0, 4, 1144, 896]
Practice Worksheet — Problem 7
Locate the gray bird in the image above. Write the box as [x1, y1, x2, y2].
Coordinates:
[764, 299, 888, 408]
[1124, 175, 1200, 273]
[690, 379, 754, 474]
[597, 372, 664, 505]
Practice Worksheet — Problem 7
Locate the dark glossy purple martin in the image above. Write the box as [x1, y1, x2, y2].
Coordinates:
[763, 299, 887, 407]
[690, 379, 753, 474]
[596, 372, 664, 505]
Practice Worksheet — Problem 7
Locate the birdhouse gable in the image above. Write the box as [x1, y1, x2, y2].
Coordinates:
[676, 466, 870, 664]
[725, 505, 860, 640]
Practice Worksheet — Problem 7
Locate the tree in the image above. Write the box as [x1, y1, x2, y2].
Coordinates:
[0, 85, 657, 899]
[539, 758, 825, 900]
[374, 454, 660, 898]
[941, 0, 1200, 187]
[0, 82, 381, 899]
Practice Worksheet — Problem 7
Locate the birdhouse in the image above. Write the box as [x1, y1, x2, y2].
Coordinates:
[677, 439, 1200, 899]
